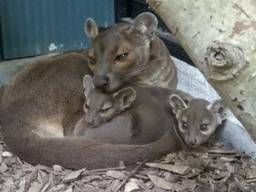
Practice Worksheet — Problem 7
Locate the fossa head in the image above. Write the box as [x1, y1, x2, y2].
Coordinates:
[82, 75, 136, 127]
[84, 12, 158, 92]
[169, 94, 227, 147]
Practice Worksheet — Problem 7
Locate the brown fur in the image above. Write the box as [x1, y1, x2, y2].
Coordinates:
[169, 95, 226, 147]
[0, 13, 180, 169]
[73, 82, 178, 145]
[85, 12, 177, 92]
[0, 52, 181, 169]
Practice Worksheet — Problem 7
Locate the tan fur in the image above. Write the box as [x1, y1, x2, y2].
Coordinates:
[86, 12, 177, 92]
[0, 51, 181, 169]
[0, 13, 179, 169]
[169, 95, 226, 147]
[73, 84, 179, 145]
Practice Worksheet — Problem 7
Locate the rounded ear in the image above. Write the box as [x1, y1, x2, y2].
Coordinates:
[83, 75, 95, 97]
[113, 87, 136, 111]
[84, 18, 99, 39]
[132, 12, 158, 41]
[207, 99, 227, 120]
[169, 94, 187, 115]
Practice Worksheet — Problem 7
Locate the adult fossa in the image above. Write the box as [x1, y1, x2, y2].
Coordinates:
[0, 12, 181, 169]
[85, 12, 177, 92]
[0, 52, 181, 169]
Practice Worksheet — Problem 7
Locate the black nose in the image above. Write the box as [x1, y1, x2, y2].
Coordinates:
[93, 75, 109, 89]
[188, 138, 197, 146]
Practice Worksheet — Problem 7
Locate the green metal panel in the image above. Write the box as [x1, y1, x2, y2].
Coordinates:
[0, 0, 115, 59]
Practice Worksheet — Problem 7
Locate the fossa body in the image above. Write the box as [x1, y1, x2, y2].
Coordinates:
[169, 94, 227, 147]
[73, 75, 177, 145]
[1, 12, 180, 170]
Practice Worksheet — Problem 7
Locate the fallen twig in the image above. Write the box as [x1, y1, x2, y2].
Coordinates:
[113, 159, 147, 192]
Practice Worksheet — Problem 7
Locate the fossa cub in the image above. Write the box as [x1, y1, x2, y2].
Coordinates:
[73, 75, 178, 145]
[169, 94, 227, 147]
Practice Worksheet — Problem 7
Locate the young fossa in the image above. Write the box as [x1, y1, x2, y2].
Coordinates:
[73, 75, 178, 145]
[169, 94, 227, 147]
[0, 57, 180, 169]
[85, 12, 177, 92]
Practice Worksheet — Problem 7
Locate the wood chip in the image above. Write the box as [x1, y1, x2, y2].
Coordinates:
[106, 179, 120, 192]
[208, 149, 236, 154]
[28, 181, 43, 192]
[0, 162, 8, 172]
[63, 169, 84, 183]
[106, 170, 126, 179]
[16, 180, 26, 192]
[124, 179, 140, 192]
[2, 151, 13, 157]
[64, 187, 73, 192]
[146, 163, 190, 175]
[53, 164, 63, 172]
[246, 169, 256, 179]
[147, 174, 176, 190]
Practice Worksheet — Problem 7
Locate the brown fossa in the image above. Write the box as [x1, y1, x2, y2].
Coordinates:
[73, 75, 178, 145]
[169, 94, 227, 147]
[0, 52, 180, 169]
[85, 12, 177, 92]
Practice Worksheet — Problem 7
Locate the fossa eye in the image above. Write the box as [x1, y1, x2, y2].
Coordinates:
[181, 121, 188, 130]
[200, 124, 208, 132]
[84, 103, 90, 109]
[115, 52, 129, 62]
[88, 56, 96, 65]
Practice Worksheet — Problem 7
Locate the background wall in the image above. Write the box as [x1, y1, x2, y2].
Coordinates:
[0, 0, 115, 59]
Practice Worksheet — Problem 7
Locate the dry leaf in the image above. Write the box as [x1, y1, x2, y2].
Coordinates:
[208, 149, 236, 155]
[64, 187, 73, 192]
[0, 162, 8, 172]
[16, 180, 25, 192]
[146, 163, 190, 175]
[63, 169, 84, 183]
[124, 179, 140, 192]
[106, 179, 120, 192]
[52, 164, 63, 172]
[147, 174, 176, 190]
[163, 172, 181, 182]
[246, 168, 256, 179]
[181, 179, 197, 191]
[28, 181, 43, 192]
[2, 151, 13, 157]
[106, 170, 126, 179]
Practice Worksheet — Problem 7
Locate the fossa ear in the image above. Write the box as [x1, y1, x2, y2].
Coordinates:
[113, 87, 136, 111]
[83, 75, 95, 98]
[169, 94, 187, 115]
[84, 18, 99, 39]
[131, 12, 158, 41]
[207, 99, 227, 120]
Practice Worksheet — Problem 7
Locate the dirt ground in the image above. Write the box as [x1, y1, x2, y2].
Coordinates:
[1, 125, 256, 192]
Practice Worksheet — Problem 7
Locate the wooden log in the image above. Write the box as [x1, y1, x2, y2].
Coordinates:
[147, 0, 256, 140]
